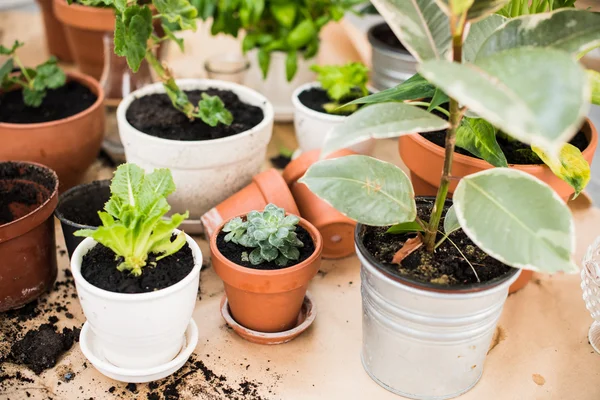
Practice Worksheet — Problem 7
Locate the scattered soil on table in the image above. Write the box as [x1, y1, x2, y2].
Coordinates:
[57, 182, 110, 227]
[0, 81, 97, 124]
[360, 198, 513, 286]
[216, 226, 315, 270]
[297, 87, 362, 116]
[126, 89, 264, 141]
[81, 241, 194, 294]
[370, 23, 410, 53]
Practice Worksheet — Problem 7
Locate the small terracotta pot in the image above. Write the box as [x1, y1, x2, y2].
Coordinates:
[283, 149, 357, 259]
[210, 214, 323, 333]
[0, 71, 105, 191]
[0, 162, 59, 312]
[508, 270, 534, 294]
[201, 169, 299, 238]
[37, 0, 74, 62]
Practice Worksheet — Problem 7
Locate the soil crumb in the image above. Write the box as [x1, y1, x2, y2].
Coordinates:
[532, 374, 546, 386]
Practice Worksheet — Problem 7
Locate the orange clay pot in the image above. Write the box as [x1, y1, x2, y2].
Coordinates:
[201, 169, 300, 238]
[37, 0, 74, 62]
[0, 71, 105, 191]
[211, 214, 323, 333]
[283, 149, 357, 259]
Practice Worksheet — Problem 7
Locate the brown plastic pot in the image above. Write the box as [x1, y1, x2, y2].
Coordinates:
[0, 162, 59, 312]
[0, 71, 105, 191]
[210, 213, 323, 333]
[201, 168, 300, 238]
[283, 149, 357, 259]
[37, 0, 74, 62]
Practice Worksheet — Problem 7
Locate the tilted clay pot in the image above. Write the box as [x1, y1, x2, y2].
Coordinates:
[0, 162, 59, 312]
[37, 0, 73, 62]
[0, 71, 105, 191]
[201, 169, 299, 238]
[211, 214, 323, 333]
[283, 149, 357, 259]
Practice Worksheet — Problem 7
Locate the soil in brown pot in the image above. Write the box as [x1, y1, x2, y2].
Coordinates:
[216, 226, 315, 271]
[370, 23, 410, 53]
[361, 198, 513, 286]
[126, 88, 264, 141]
[57, 184, 110, 227]
[0, 81, 97, 124]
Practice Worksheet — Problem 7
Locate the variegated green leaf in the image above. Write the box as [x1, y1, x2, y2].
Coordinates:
[453, 168, 577, 273]
[443, 205, 460, 235]
[387, 221, 424, 234]
[321, 103, 449, 156]
[477, 9, 600, 60]
[436, 0, 509, 21]
[370, 0, 450, 61]
[463, 14, 507, 62]
[456, 117, 508, 167]
[298, 155, 416, 226]
[347, 74, 436, 106]
[589, 69, 600, 106]
[532, 143, 591, 198]
[419, 48, 589, 151]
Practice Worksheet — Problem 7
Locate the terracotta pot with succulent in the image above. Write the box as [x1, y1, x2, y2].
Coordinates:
[211, 204, 323, 344]
[71, 164, 201, 382]
[292, 62, 375, 155]
[199, 0, 363, 120]
[299, 2, 597, 398]
[0, 41, 104, 190]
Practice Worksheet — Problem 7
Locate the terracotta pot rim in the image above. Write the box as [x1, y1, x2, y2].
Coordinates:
[210, 213, 324, 278]
[53, 0, 115, 30]
[0, 70, 105, 131]
[407, 118, 598, 171]
[55, 179, 110, 230]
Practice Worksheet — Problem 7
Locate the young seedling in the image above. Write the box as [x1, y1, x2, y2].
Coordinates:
[223, 204, 304, 267]
[311, 62, 369, 114]
[198, 93, 233, 127]
[75, 163, 189, 276]
[0, 41, 66, 107]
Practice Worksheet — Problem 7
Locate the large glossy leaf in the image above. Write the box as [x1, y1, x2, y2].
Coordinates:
[298, 155, 416, 226]
[463, 14, 507, 62]
[453, 168, 577, 273]
[436, 0, 509, 21]
[477, 9, 600, 60]
[348, 74, 436, 106]
[419, 48, 589, 150]
[370, 0, 450, 61]
[321, 103, 449, 156]
[532, 143, 591, 198]
[455, 118, 508, 167]
[589, 69, 600, 106]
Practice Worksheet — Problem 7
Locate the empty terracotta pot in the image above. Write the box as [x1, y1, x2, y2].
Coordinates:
[0, 71, 105, 191]
[0, 162, 59, 312]
[211, 214, 323, 333]
[283, 149, 357, 259]
[37, 0, 73, 62]
[201, 168, 299, 238]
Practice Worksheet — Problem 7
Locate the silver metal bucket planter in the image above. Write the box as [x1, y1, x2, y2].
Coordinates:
[368, 23, 418, 90]
[356, 224, 521, 399]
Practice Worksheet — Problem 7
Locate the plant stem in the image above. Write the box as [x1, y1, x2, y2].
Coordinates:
[13, 54, 32, 87]
[407, 101, 450, 117]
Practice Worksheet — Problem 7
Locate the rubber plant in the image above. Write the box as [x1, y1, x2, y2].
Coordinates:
[69, 0, 232, 126]
[299, 2, 600, 276]
[311, 62, 369, 114]
[194, 0, 364, 81]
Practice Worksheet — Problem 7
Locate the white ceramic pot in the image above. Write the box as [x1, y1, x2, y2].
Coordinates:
[245, 50, 314, 122]
[71, 230, 202, 369]
[117, 79, 274, 220]
[292, 82, 375, 155]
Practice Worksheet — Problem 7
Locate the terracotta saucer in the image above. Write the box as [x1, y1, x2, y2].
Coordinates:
[220, 292, 316, 345]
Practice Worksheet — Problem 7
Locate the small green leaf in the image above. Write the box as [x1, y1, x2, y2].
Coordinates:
[154, 0, 198, 31]
[347, 74, 436, 106]
[163, 25, 184, 51]
[114, 5, 153, 72]
[387, 221, 424, 234]
[589, 69, 600, 106]
[23, 87, 45, 107]
[0, 40, 23, 55]
[286, 19, 316, 50]
[197, 93, 233, 127]
[311, 62, 369, 103]
[34, 57, 66, 90]
[456, 117, 508, 167]
[443, 205, 460, 235]
[270, 3, 296, 28]
[257, 48, 270, 79]
[0, 59, 14, 84]
[285, 51, 297, 82]
[427, 88, 449, 111]
[532, 143, 591, 198]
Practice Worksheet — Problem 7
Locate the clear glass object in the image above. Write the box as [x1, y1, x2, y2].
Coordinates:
[204, 53, 250, 84]
[581, 235, 600, 354]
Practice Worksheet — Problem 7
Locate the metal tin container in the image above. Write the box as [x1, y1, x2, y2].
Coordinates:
[368, 23, 418, 90]
[356, 224, 520, 399]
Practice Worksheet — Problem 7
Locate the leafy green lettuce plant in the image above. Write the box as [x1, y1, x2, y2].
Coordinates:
[0, 41, 66, 107]
[299, 2, 600, 277]
[222, 204, 303, 266]
[311, 62, 369, 114]
[75, 163, 189, 276]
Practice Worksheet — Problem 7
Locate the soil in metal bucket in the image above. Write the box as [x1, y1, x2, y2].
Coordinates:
[361, 198, 513, 286]
[371, 23, 410, 52]
[216, 225, 315, 271]
[57, 183, 110, 227]
[126, 88, 264, 141]
[0, 81, 97, 124]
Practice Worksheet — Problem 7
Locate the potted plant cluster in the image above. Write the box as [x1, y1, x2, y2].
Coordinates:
[71, 163, 202, 380]
[0, 40, 105, 190]
[292, 61, 375, 155]
[299, 2, 596, 398]
[210, 204, 323, 343]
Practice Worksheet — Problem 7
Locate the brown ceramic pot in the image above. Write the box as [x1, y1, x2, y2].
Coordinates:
[0, 71, 105, 191]
[0, 162, 59, 312]
[201, 169, 300, 238]
[37, 0, 74, 62]
[211, 214, 323, 333]
[283, 149, 357, 259]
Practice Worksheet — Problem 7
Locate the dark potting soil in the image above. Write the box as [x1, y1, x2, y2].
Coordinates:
[361, 198, 513, 286]
[297, 87, 357, 116]
[269, 154, 292, 169]
[57, 183, 110, 227]
[0, 81, 97, 124]
[370, 23, 409, 53]
[80, 241, 194, 294]
[216, 225, 315, 270]
[125, 88, 264, 141]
